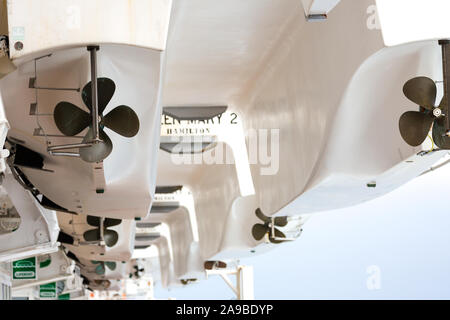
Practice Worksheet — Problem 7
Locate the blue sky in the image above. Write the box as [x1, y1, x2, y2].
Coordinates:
[154, 162, 450, 300]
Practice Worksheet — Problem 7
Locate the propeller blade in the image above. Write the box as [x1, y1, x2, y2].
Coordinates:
[103, 105, 140, 138]
[269, 228, 286, 244]
[57, 231, 75, 245]
[104, 229, 119, 247]
[105, 218, 122, 228]
[83, 229, 101, 242]
[204, 261, 227, 270]
[432, 118, 450, 149]
[66, 251, 80, 263]
[87, 216, 122, 228]
[252, 223, 268, 241]
[403, 77, 437, 110]
[105, 262, 117, 271]
[255, 208, 270, 223]
[399, 111, 434, 146]
[54, 102, 90, 136]
[95, 263, 105, 276]
[79, 128, 113, 163]
[84, 229, 118, 247]
[86, 215, 100, 227]
[274, 216, 288, 227]
[82, 78, 116, 115]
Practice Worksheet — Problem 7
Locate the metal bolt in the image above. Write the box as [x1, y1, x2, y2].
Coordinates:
[433, 108, 443, 118]
[14, 41, 23, 51]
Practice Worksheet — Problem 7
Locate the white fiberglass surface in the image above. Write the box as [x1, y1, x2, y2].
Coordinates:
[155, 1, 450, 283]
[283, 41, 445, 215]
[4, 0, 450, 296]
[156, 144, 244, 259]
[7, 0, 173, 58]
[149, 209, 194, 279]
[376, 0, 450, 46]
[164, 0, 302, 106]
[235, 0, 380, 215]
[155, 0, 441, 280]
[0, 44, 163, 219]
[234, 0, 445, 217]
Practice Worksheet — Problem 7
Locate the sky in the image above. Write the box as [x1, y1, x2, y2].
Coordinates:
[154, 161, 450, 300]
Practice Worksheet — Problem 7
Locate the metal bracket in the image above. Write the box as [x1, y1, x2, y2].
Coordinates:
[206, 266, 254, 300]
[306, 13, 328, 21]
[29, 77, 80, 92]
[33, 128, 83, 139]
[269, 217, 299, 242]
[29, 103, 52, 116]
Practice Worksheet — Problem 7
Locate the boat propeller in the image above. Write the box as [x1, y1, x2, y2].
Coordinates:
[53, 77, 140, 162]
[92, 279, 111, 290]
[91, 260, 117, 275]
[251, 208, 288, 244]
[399, 41, 450, 149]
[83, 215, 121, 247]
[131, 265, 145, 279]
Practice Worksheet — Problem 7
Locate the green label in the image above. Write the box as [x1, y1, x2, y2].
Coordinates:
[40, 282, 56, 299]
[39, 258, 52, 269]
[12, 257, 36, 280]
[58, 293, 70, 300]
[11, 26, 25, 41]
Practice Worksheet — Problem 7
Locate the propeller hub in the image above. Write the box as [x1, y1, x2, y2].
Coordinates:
[91, 138, 104, 145]
[433, 108, 443, 118]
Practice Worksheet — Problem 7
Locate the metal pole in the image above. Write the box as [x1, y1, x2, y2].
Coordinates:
[48, 152, 81, 158]
[88, 46, 100, 142]
[48, 142, 94, 152]
[439, 40, 450, 134]
[100, 218, 105, 244]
